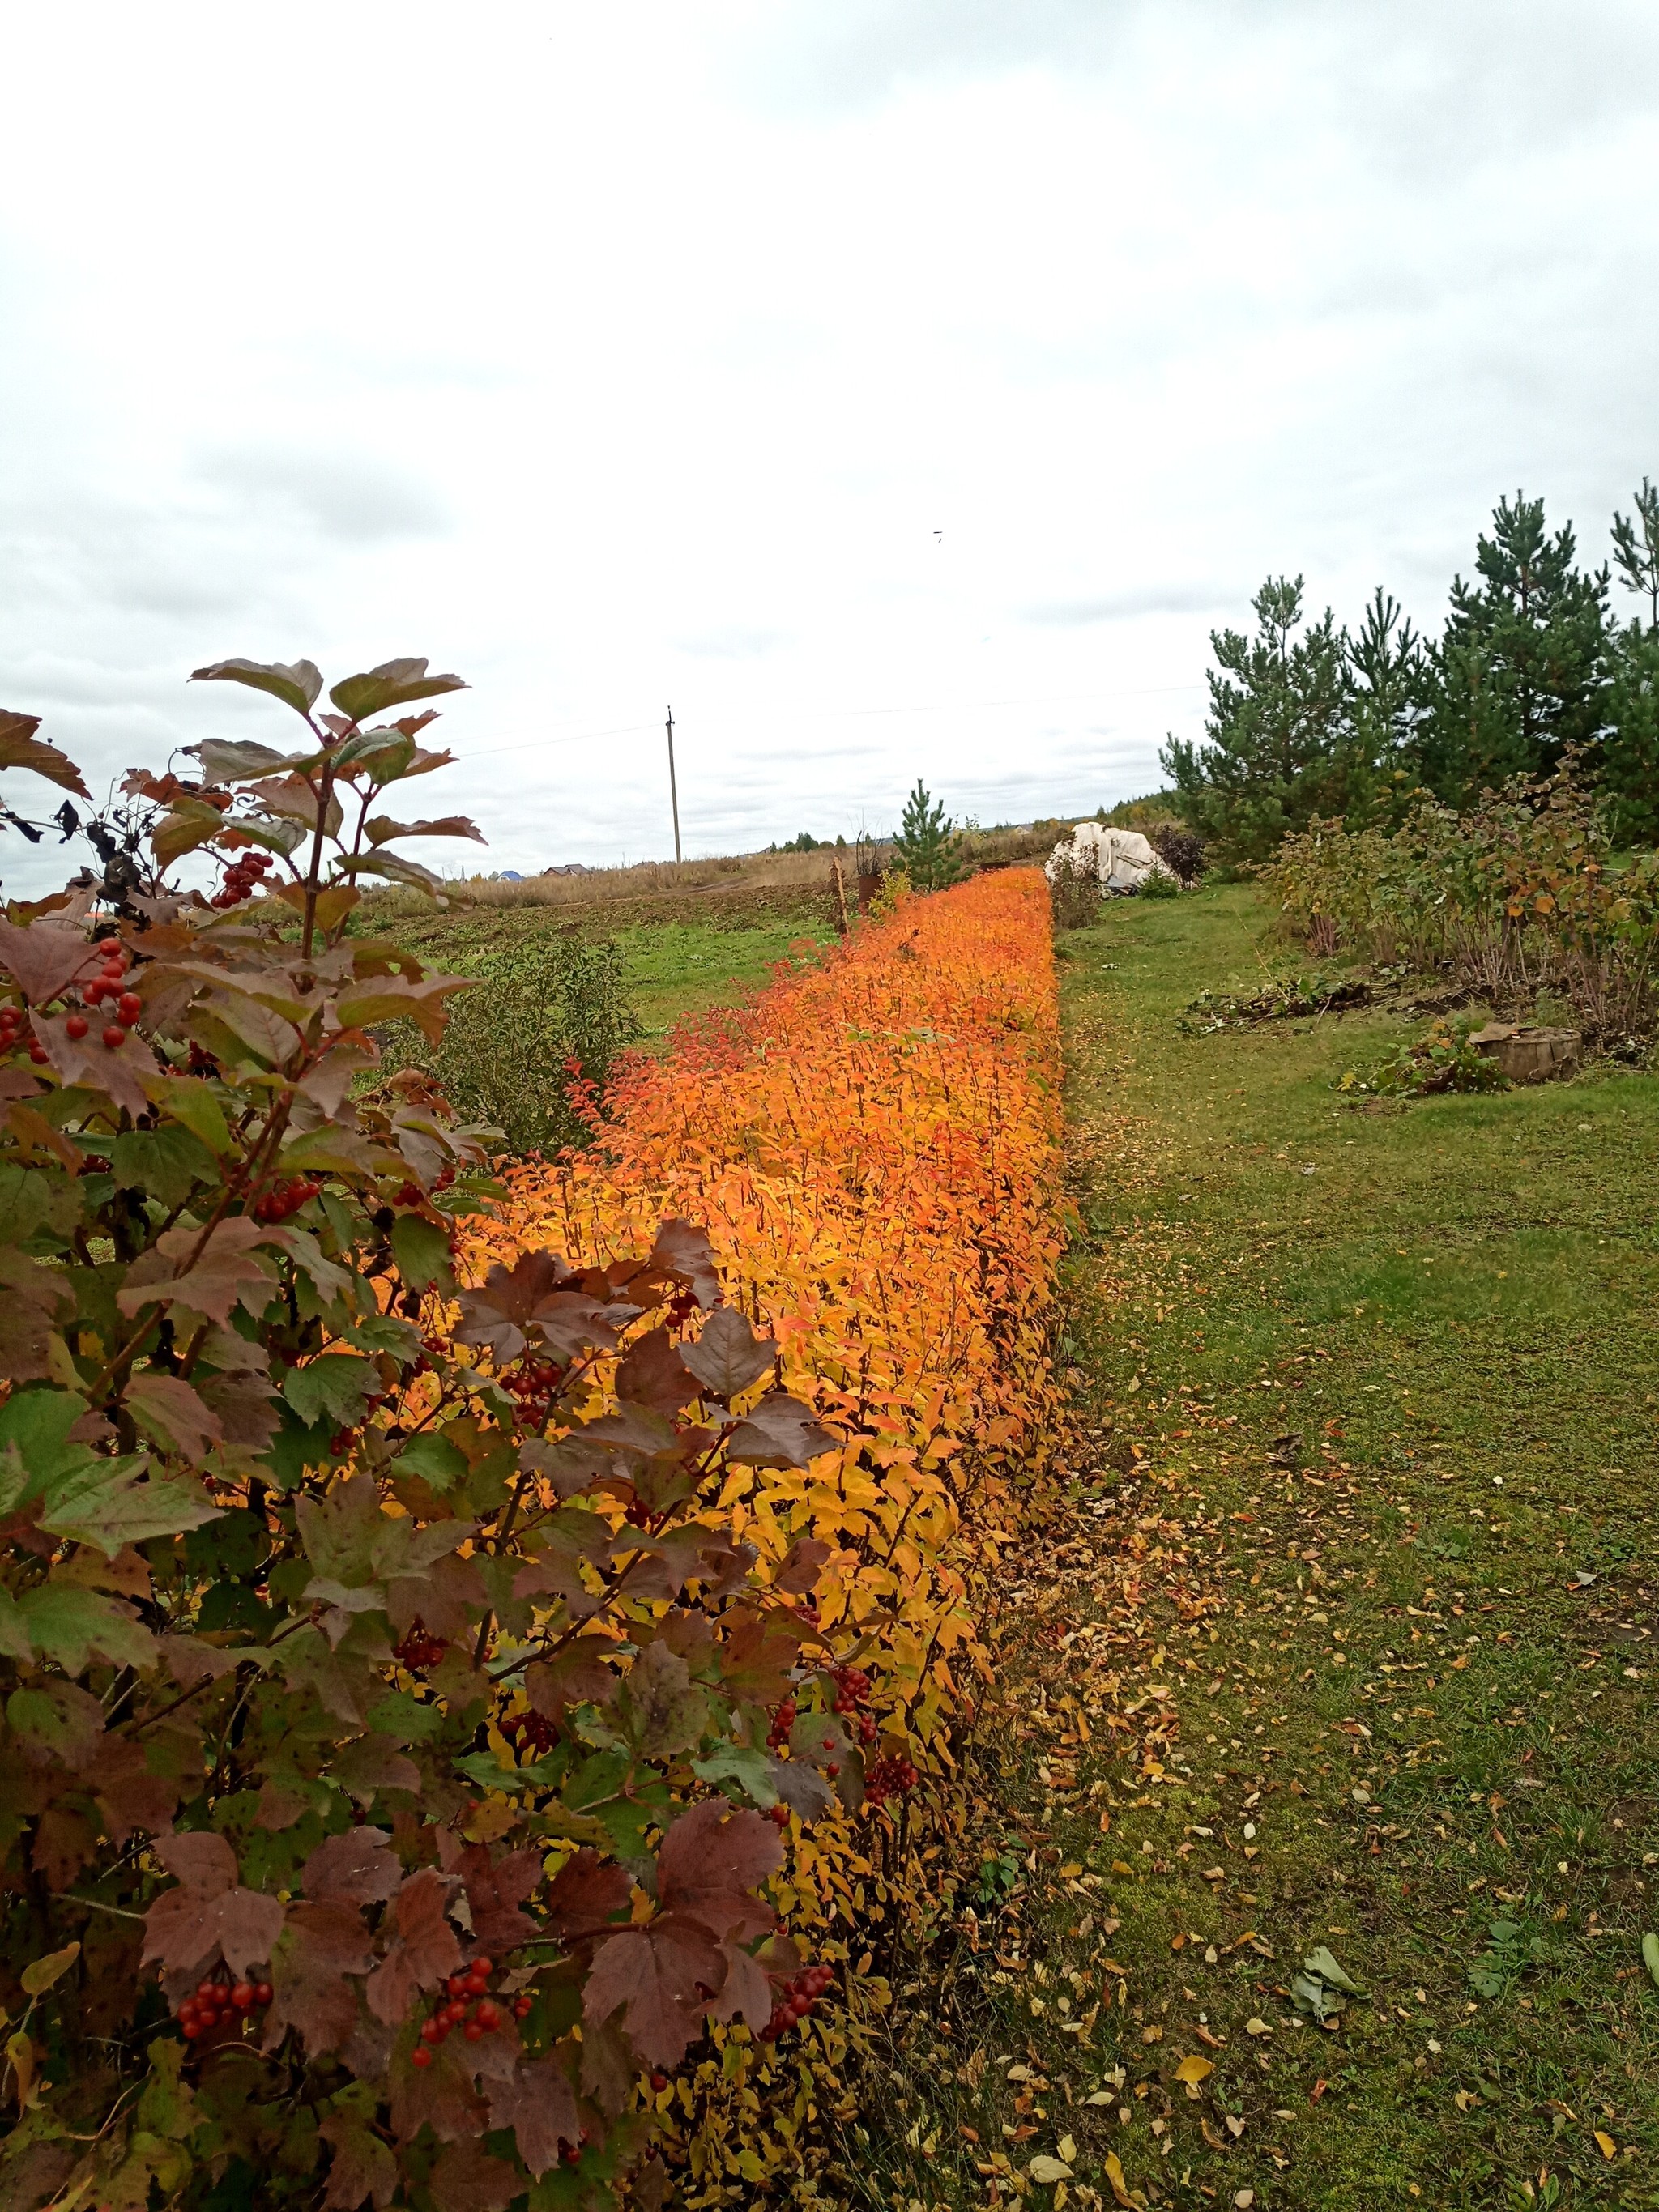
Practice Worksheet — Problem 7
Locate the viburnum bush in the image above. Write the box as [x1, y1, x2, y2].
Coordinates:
[0, 660, 876, 2212]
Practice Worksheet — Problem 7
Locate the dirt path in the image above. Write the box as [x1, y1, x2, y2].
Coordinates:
[834, 886, 1659, 2212]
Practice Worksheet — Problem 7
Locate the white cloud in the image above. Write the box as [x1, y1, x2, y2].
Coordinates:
[0, 0, 1655, 884]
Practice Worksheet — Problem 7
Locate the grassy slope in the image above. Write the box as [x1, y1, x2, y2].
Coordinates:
[369, 899, 834, 1044]
[842, 884, 1658, 2212]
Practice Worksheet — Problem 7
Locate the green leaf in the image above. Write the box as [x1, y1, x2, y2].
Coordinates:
[151, 799, 232, 871]
[0, 710, 91, 799]
[112, 1126, 220, 1212]
[328, 660, 467, 723]
[0, 1385, 93, 1494]
[143, 1076, 233, 1157]
[12, 1586, 156, 1672]
[336, 850, 444, 897]
[282, 1354, 377, 1431]
[189, 659, 325, 718]
[691, 1742, 778, 1806]
[0, 1164, 83, 1247]
[38, 1464, 222, 1557]
[363, 815, 484, 847]
[392, 1431, 468, 1491]
[390, 1213, 453, 1292]
[1642, 1932, 1659, 1988]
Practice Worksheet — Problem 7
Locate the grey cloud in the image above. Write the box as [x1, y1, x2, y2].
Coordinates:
[192, 444, 450, 543]
[1024, 586, 1230, 626]
[674, 625, 792, 660]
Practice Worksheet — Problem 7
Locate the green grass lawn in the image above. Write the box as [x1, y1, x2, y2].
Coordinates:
[838, 883, 1659, 2212]
[614, 918, 830, 1041]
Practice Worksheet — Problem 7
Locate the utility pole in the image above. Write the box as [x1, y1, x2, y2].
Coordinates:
[665, 705, 682, 863]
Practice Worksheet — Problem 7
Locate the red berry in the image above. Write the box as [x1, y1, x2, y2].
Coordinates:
[768, 1803, 790, 1826]
[231, 1983, 255, 2010]
[254, 1982, 272, 2006]
[117, 992, 143, 1025]
[182, 2018, 203, 2039]
[420, 2018, 444, 2044]
[471, 1956, 493, 1978]
[65, 1014, 87, 1040]
[463, 2021, 484, 2042]
[197, 1980, 220, 2001]
[411, 2045, 433, 2068]
[513, 1996, 533, 2019]
[443, 2001, 467, 2026]
[650, 2072, 669, 2091]
[474, 2001, 499, 2030]
[102, 1025, 126, 1050]
[28, 1044, 48, 1064]
[446, 1975, 467, 1998]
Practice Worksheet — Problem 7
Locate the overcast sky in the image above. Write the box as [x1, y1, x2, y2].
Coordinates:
[2, 1, 1656, 883]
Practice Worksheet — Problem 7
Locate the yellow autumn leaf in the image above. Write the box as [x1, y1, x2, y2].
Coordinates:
[20, 1943, 79, 1998]
[5, 2031, 33, 2108]
[1595, 2132, 1617, 2160]
[1029, 2156, 1073, 2185]
[1175, 2054, 1214, 2087]
[1245, 2016, 1273, 2036]
[1057, 2135, 1077, 2164]
[1103, 2151, 1137, 2209]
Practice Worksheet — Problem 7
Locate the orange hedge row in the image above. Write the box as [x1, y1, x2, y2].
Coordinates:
[459, 869, 1064, 2200]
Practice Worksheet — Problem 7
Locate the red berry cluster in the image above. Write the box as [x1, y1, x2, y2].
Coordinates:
[392, 1619, 447, 1672]
[177, 1971, 271, 2041]
[864, 1753, 919, 1808]
[832, 1665, 879, 1747]
[766, 1801, 791, 1827]
[500, 1709, 559, 1757]
[252, 1177, 322, 1224]
[5, 944, 146, 1064]
[412, 1955, 531, 2066]
[211, 850, 274, 909]
[759, 1963, 834, 2041]
[503, 1357, 565, 1430]
[766, 1698, 797, 1754]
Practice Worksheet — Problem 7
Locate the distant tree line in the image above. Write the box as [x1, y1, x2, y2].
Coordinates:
[1161, 483, 1659, 863]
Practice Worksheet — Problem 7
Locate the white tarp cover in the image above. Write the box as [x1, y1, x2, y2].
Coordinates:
[1045, 822, 1177, 894]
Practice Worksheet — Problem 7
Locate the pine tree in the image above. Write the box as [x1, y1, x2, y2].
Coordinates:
[1601, 478, 1659, 842]
[1611, 477, 1659, 631]
[891, 778, 966, 891]
[1416, 492, 1610, 800]
[1160, 577, 1373, 865]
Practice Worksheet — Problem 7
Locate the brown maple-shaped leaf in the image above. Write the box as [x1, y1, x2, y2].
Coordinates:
[706, 1934, 775, 2032]
[429, 2140, 521, 2212]
[530, 1290, 638, 1362]
[615, 1324, 698, 1414]
[525, 1639, 616, 1726]
[657, 1796, 783, 1941]
[32, 1806, 92, 1891]
[773, 1534, 833, 1596]
[318, 2112, 396, 2212]
[0, 1250, 76, 1383]
[303, 1826, 400, 1905]
[680, 1306, 775, 1401]
[487, 2054, 582, 2177]
[365, 1866, 461, 2023]
[725, 1391, 837, 1469]
[542, 1848, 631, 1940]
[93, 1737, 186, 1848]
[142, 1831, 285, 1984]
[263, 1899, 374, 2058]
[0, 918, 100, 1006]
[453, 1251, 574, 1362]
[578, 2014, 634, 2113]
[632, 2156, 672, 2212]
[122, 1371, 224, 1462]
[715, 1608, 803, 1703]
[582, 1911, 727, 2070]
[117, 1216, 281, 1327]
[455, 1843, 543, 1957]
[389, 2034, 488, 2147]
[646, 1218, 722, 1309]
